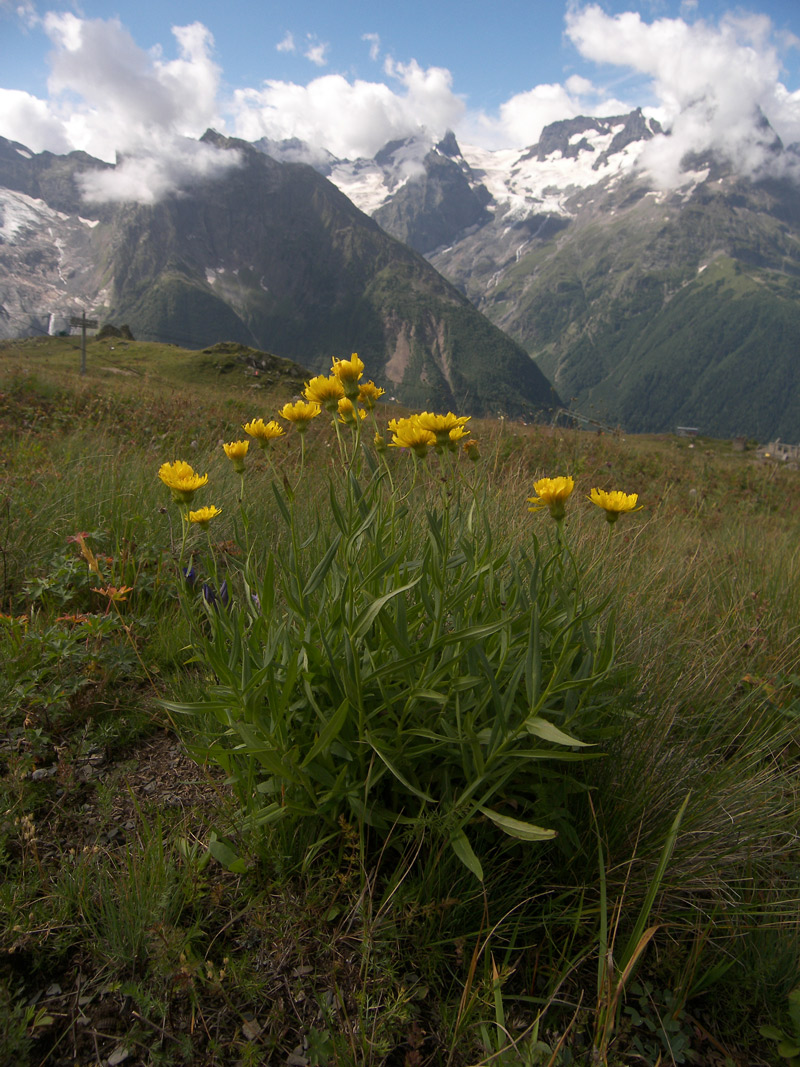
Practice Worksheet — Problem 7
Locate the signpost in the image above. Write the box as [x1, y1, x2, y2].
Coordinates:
[69, 312, 98, 375]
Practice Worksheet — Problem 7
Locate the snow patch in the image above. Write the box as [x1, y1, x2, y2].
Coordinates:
[0, 189, 61, 242]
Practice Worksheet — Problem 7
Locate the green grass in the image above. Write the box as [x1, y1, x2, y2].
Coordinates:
[1, 339, 799, 1065]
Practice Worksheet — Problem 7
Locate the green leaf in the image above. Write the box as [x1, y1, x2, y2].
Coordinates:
[207, 833, 247, 874]
[449, 829, 484, 882]
[353, 577, 421, 639]
[759, 1025, 786, 1041]
[302, 531, 343, 599]
[479, 807, 557, 841]
[366, 733, 437, 803]
[524, 716, 592, 747]
[301, 698, 350, 768]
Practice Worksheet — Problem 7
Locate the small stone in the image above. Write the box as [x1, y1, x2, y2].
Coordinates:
[241, 1018, 262, 1041]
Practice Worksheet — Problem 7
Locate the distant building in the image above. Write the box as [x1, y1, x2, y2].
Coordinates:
[676, 426, 699, 437]
[759, 439, 800, 465]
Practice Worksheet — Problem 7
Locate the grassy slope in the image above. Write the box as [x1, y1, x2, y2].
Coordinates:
[1, 338, 799, 1066]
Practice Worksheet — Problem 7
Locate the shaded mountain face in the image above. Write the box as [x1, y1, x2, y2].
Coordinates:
[274, 110, 800, 440]
[0, 133, 558, 419]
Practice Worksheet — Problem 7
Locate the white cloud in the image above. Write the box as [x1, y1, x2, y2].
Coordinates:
[78, 138, 242, 204]
[303, 36, 329, 67]
[362, 33, 380, 62]
[565, 74, 595, 97]
[5, 3, 800, 200]
[42, 14, 223, 152]
[0, 88, 71, 152]
[232, 58, 464, 159]
[460, 77, 631, 151]
[276, 31, 295, 54]
[566, 4, 800, 185]
[6, 14, 242, 201]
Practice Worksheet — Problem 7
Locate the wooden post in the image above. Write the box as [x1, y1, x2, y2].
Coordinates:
[69, 312, 98, 375]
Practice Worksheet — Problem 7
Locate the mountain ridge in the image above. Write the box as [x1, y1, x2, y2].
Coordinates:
[0, 131, 558, 419]
[262, 110, 800, 440]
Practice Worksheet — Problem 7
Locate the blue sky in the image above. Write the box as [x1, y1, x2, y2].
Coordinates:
[5, 1, 800, 108]
[2, 0, 800, 197]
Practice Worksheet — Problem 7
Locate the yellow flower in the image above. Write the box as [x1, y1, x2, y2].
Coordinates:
[304, 375, 345, 411]
[337, 397, 367, 425]
[415, 411, 471, 445]
[158, 460, 209, 503]
[223, 439, 249, 473]
[358, 381, 385, 409]
[243, 418, 285, 447]
[279, 399, 321, 432]
[189, 505, 222, 527]
[389, 416, 437, 457]
[331, 353, 365, 398]
[446, 425, 471, 451]
[373, 431, 388, 453]
[589, 488, 643, 524]
[527, 476, 575, 521]
[464, 439, 480, 462]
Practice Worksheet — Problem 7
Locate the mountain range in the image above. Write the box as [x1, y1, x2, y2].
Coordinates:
[0, 132, 556, 419]
[3, 107, 800, 438]
[260, 108, 800, 442]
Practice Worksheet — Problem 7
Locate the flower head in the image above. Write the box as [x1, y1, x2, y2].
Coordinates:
[304, 375, 345, 411]
[337, 397, 367, 425]
[447, 425, 471, 451]
[223, 439, 249, 473]
[464, 439, 480, 462]
[388, 416, 437, 457]
[243, 418, 285, 447]
[279, 399, 321, 432]
[589, 488, 643, 524]
[331, 353, 365, 398]
[416, 411, 471, 446]
[158, 460, 209, 504]
[527, 476, 575, 521]
[189, 505, 222, 528]
[358, 381, 385, 410]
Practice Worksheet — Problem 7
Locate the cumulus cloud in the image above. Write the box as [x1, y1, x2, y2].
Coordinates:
[0, 87, 72, 152]
[566, 4, 800, 186]
[461, 78, 631, 150]
[5, 3, 800, 200]
[231, 58, 464, 159]
[43, 14, 223, 152]
[10, 14, 241, 201]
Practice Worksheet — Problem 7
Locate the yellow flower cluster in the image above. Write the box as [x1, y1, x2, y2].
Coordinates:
[158, 353, 489, 530]
[387, 412, 471, 457]
[158, 460, 222, 526]
[527, 477, 643, 524]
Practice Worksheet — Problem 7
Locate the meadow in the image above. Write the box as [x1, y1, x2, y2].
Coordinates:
[1, 334, 799, 1067]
